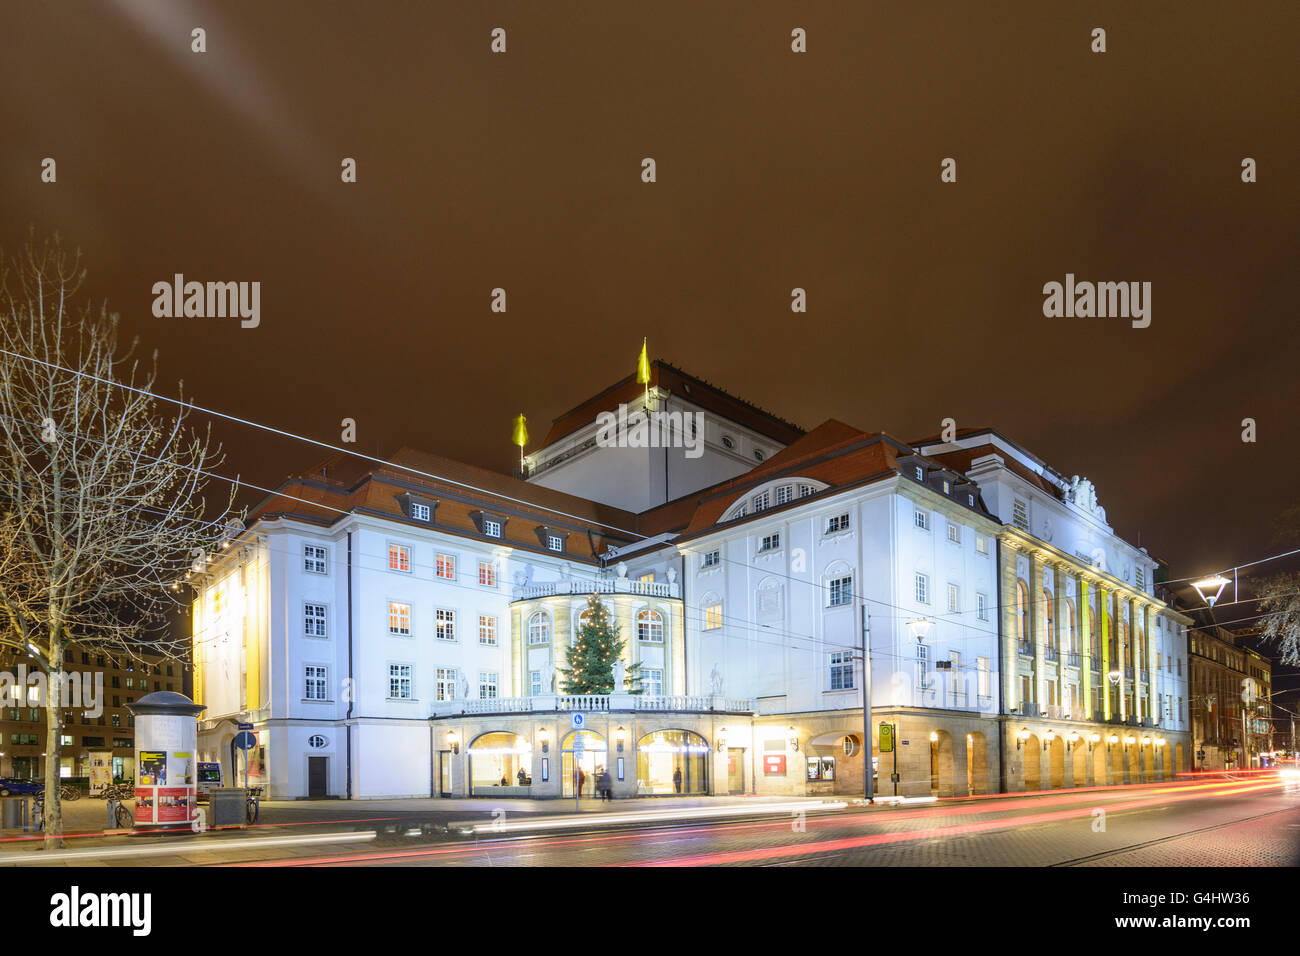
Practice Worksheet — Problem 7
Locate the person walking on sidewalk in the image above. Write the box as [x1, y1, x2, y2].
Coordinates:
[672, 767, 682, 794]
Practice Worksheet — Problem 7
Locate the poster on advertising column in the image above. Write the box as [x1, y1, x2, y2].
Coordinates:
[136, 750, 167, 825]
[88, 751, 113, 796]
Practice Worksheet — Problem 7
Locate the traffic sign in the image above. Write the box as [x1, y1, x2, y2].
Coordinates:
[879, 723, 894, 753]
[571, 712, 585, 730]
[237, 722, 254, 730]
[234, 731, 257, 750]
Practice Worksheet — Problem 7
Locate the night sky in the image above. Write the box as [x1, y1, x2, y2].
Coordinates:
[3, 3, 1297, 656]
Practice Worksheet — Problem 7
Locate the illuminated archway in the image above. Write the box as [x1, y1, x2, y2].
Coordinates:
[636, 729, 708, 795]
[467, 732, 532, 795]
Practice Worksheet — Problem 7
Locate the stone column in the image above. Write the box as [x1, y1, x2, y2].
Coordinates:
[1144, 603, 1157, 725]
[1000, 541, 1020, 714]
[1053, 565, 1067, 708]
[1079, 578, 1093, 719]
[1029, 554, 1045, 714]
[1098, 584, 1111, 719]
[1116, 593, 1127, 722]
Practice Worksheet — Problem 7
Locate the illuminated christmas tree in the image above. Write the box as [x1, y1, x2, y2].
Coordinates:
[561, 593, 642, 694]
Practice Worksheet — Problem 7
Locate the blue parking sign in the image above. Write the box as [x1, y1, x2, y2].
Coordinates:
[571, 713, 585, 730]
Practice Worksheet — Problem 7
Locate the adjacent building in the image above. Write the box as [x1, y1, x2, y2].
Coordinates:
[1187, 609, 1274, 770]
[189, 362, 1199, 799]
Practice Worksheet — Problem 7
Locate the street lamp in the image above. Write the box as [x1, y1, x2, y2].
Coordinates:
[1044, 730, 1057, 751]
[1016, 728, 1031, 750]
[538, 727, 550, 754]
[615, 726, 626, 752]
[446, 729, 460, 755]
[1190, 574, 1231, 608]
[906, 617, 933, 642]
[717, 727, 728, 753]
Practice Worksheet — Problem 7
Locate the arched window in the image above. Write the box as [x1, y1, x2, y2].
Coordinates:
[637, 608, 664, 643]
[824, 561, 853, 608]
[527, 611, 551, 646]
[701, 592, 722, 630]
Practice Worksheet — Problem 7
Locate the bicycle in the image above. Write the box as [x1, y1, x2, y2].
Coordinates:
[59, 784, 81, 801]
[246, 785, 263, 824]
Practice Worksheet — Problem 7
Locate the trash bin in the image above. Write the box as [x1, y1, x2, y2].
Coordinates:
[209, 788, 247, 827]
[0, 795, 27, 829]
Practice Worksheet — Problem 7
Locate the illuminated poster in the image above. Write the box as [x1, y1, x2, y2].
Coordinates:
[155, 787, 190, 823]
[88, 751, 113, 796]
[138, 751, 167, 786]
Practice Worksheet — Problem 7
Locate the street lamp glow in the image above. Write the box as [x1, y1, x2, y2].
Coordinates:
[906, 617, 933, 641]
[1190, 574, 1230, 607]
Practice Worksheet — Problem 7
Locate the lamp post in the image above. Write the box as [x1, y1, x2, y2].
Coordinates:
[1190, 574, 1231, 608]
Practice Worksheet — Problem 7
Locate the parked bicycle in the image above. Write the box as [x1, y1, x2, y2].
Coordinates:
[59, 784, 81, 801]
[246, 785, 263, 824]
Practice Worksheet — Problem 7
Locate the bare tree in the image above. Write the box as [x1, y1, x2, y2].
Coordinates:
[1257, 507, 1300, 666]
[0, 233, 233, 848]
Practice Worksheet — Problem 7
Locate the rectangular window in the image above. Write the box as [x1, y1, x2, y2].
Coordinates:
[388, 664, 413, 700]
[915, 509, 929, 530]
[702, 550, 720, 568]
[798, 484, 815, 498]
[304, 665, 328, 701]
[1013, 498, 1029, 531]
[947, 583, 960, 614]
[547, 535, 564, 552]
[975, 535, 988, 555]
[775, 485, 792, 506]
[753, 491, 770, 512]
[478, 561, 496, 587]
[947, 523, 961, 544]
[976, 592, 988, 621]
[915, 573, 930, 605]
[915, 644, 930, 690]
[977, 657, 990, 698]
[915, 466, 923, 480]
[436, 553, 456, 580]
[643, 668, 663, 696]
[388, 543, 411, 573]
[943, 480, 951, 494]
[828, 575, 853, 607]
[304, 603, 328, 638]
[531, 671, 542, 696]
[703, 603, 723, 630]
[479, 672, 498, 700]
[759, 533, 780, 552]
[435, 608, 456, 641]
[826, 513, 850, 534]
[829, 651, 855, 691]
[483, 519, 502, 538]
[303, 545, 328, 574]
[388, 602, 411, 636]
[435, 668, 457, 702]
[479, 615, 497, 646]
[638, 572, 655, 583]
[411, 502, 431, 522]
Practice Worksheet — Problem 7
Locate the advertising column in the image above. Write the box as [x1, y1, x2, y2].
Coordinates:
[126, 691, 207, 832]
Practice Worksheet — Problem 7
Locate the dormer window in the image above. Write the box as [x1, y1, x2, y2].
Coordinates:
[535, 525, 568, 553]
[754, 491, 769, 512]
[754, 449, 765, 461]
[547, 535, 563, 552]
[411, 502, 431, 522]
[942, 480, 951, 494]
[484, 519, 502, 538]
[775, 485, 792, 506]
[915, 466, 923, 480]
[470, 510, 508, 538]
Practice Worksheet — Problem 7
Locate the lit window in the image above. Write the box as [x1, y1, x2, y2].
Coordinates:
[703, 598, 723, 630]
[304, 603, 328, 638]
[388, 602, 411, 636]
[942, 480, 951, 494]
[478, 561, 496, 587]
[975, 536, 988, 555]
[977, 657, 990, 698]
[388, 664, 412, 699]
[305, 666, 328, 701]
[435, 608, 456, 641]
[528, 611, 551, 646]
[638, 572, 655, 583]
[828, 575, 853, 607]
[303, 545, 328, 574]
[947, 523, 961, 544]
[411, 502, 431, 522]
[436, 553, 456, 580]
[479, 615, 497, 646]
[637, 609, 664, 643]
[388, 543, 411, 573]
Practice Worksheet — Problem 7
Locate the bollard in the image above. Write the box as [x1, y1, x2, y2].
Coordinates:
[107, 797, 119, 830]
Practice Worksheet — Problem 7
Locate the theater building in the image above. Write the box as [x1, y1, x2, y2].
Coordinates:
[190, 362, 1193, 799]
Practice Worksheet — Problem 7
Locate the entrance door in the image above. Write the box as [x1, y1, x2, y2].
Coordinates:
[307, 756, 328, 797]
[727, 748, 745, 794]
[438, 751, 453, 796]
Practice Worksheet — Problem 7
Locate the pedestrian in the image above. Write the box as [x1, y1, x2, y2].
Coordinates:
[578, 766, 586, 798]
[598, 768, 612, 801]
[672, 767, 682, 794]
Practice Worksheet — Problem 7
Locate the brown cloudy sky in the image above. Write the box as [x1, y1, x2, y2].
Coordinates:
[2, 1, 1298, 596]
